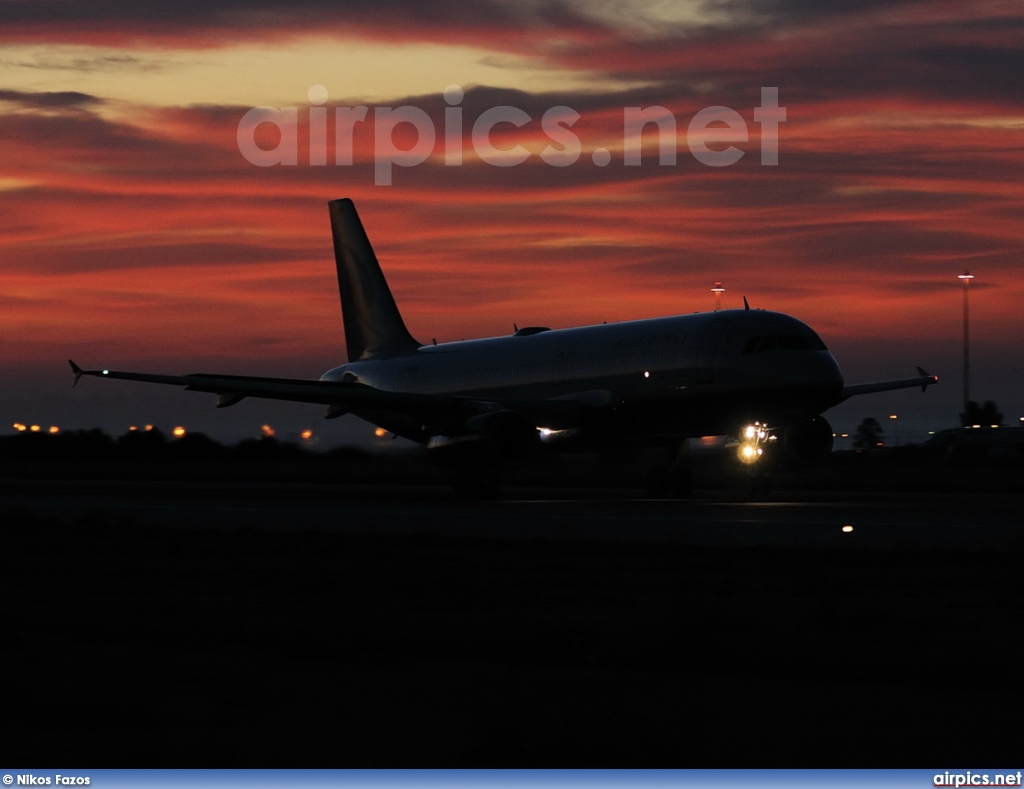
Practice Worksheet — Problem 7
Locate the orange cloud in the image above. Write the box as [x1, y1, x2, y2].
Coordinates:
[3, 1, 1024, 437]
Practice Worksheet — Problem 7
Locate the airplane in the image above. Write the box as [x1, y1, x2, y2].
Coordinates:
[70, 197, 938, 498]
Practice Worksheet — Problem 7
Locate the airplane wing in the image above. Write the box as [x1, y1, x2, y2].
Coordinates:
[68, 361, 586, 427]
[839, 366, 938, 402]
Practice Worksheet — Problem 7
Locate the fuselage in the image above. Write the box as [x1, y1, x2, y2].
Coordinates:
[321, 309, 844, 445]
[70, 197, 934, 473]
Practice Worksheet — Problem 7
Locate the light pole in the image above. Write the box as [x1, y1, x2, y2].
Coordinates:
[711, 282, 725, 312]
[889, 414, 899, 447]
[958, 270, 974, 418]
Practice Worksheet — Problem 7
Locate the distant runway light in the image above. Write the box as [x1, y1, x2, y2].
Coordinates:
[172, 426, 186, 438]
[13, 423, 27, 432]
[374, 427, 388, 438]
[30, 425, 41, 432]
[261, 424, 276, 438]
[842, 525, 854, 533]
[49, 426, 60, 434]
[301, 430, 314, 441]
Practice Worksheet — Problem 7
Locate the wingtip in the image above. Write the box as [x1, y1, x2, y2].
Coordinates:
[68, 359, 83, 387]
[916, 366, 938, 392]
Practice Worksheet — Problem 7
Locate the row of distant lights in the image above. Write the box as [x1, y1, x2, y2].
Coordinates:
[13, 422, 190, 438]
[261, 425, 318, 441]
[13, 422, 321, 441]
[128, 424, 186, 437]
[12, 423, 60, 434]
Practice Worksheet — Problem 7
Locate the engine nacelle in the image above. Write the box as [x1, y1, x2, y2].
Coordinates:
[427, 410, 540, 466]
[781, 415, 834, 464]
[464, 410, 540, 465]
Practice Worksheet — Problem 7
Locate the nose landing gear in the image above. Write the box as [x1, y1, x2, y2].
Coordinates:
[738, 422, 776, 499]
[745, 471, 772, 499]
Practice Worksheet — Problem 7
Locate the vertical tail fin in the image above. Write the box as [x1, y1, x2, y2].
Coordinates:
[329, 198, 420, 361]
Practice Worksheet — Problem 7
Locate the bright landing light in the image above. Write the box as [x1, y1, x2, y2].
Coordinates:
[738, 422, 771, 463]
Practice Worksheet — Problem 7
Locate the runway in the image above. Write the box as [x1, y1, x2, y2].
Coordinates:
[4, 478, 1023, 551]
[4, 477, 1023, 766]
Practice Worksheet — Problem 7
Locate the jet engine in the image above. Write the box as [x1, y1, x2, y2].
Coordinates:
[464, 410, 540, 464]
[428, 410, 540, 465]
[781, 415, 834, 463]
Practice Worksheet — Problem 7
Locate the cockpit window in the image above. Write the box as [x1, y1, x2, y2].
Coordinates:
[742, 330, 828, 354]
[802, 327, 828, 350]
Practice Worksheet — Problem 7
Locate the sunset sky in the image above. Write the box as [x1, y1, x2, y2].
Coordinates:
[3, 0, 1023, 445]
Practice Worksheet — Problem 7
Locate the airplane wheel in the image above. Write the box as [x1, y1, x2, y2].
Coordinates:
[454, 469, 502, 501]
[746, 474, 772, 499]
[669, 467, 694, 499]
[646, 467, 670, 498]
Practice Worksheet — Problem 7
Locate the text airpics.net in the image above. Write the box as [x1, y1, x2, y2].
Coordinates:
[237, 85, 786, 185]
[934, 773, 1024, 787]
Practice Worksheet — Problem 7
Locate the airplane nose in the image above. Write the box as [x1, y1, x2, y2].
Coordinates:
[818, 351, 845, 397]
[823, 352, 843, 384]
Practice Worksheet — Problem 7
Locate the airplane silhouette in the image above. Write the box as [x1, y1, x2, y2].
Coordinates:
[71, 198, 937, 497]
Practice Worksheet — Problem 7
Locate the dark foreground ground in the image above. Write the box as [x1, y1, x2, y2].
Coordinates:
[2, 446, 1023, 766]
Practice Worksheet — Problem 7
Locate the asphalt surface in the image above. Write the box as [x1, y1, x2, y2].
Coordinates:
[4, 478, 1024, 550]
[3, 479, 1023, 766]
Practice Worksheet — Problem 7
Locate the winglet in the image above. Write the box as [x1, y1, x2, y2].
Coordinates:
[69, 359, 84, 388]
[743, 296, 750, 311]
[916, 366, 938, 392]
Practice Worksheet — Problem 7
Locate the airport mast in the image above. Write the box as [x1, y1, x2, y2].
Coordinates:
[958, 270, 974, 416]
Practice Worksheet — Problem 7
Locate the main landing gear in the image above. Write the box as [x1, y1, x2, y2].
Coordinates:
[645, 440, 695, 499]
[453, 467, 502, 500]
[645, 465, 694, 499]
